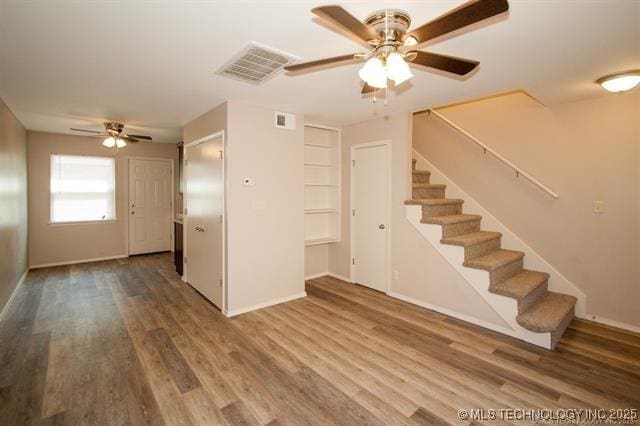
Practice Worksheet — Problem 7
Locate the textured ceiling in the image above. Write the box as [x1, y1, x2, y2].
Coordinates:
[0, 1, 638, 142]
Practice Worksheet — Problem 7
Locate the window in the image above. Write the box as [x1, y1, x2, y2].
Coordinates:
[50, 155, 116, 223]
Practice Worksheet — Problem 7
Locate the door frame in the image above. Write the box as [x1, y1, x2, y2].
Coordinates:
[183, 130, 227, 313]
[124, 157, 175, 256]
[349, 140, 392, 293]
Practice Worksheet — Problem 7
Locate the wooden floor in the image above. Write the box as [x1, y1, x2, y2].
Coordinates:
[0, 254, 638, 425]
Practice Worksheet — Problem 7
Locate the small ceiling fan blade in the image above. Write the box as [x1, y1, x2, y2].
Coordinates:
[408, 51, 479, 76]
[70, 128, 104, 134]
[284, 54, 358, 72]
[125, 134, 152, 140]
[405, 0, 509, 45]
[120, 136, 139, 143]
[361, 83, 375, 94]
[312, 5, 379, 47]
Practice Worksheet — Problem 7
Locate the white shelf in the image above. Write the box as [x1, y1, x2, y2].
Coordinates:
[305, 237, 339, 246]
[304, 124, 340, 246]
[305, 209, 338, 214]
[305, 143, 336, 150]
[304, 163, 336, 168]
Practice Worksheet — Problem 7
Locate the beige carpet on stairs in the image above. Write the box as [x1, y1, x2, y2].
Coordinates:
[406, 158, 576, 349]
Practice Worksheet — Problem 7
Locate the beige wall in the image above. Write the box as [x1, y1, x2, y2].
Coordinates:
[329, 113, 509, 328]
[28, 132, 178, 267]
[226, 101, 305, 312]
[0, 98, 28, 312]
[414, 91, 640, 327]
[182, 101, 305, 313]
[305, 244, 329, 278]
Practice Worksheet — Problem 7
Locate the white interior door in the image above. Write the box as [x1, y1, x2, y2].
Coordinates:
[128, 159, 172, 255]
[353, 143, 389, 293]
[185, 136, 224, 309]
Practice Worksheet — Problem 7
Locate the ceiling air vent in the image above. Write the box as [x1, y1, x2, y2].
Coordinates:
[216, 42, 298, 85]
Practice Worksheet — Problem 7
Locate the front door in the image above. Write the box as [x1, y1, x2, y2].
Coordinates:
[185, 135, 224, 308]
[128, 159, 172, 255]
[352, 143, 389, 293]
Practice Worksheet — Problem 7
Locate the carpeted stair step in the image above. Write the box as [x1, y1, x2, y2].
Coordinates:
[405, 198, 463, 217]
[464, 249, 524, 284]
[421, 214, 482, 238]
[412, 170, 431, 184]
[441, 231, 502, 261]
[516, 292, 577, 348]
[490, 270, 549, 314]
[412, 183, 446, 199]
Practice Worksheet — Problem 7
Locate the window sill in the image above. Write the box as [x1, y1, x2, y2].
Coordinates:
[49, 219, 118, 226]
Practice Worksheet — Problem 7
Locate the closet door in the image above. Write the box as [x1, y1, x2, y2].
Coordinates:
[185, 135, 224, 309]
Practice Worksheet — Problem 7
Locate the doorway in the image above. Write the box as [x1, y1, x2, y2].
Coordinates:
[351, 141, 390, 293]
[128, 158, 173, 255]
[184, 132, 225, 309]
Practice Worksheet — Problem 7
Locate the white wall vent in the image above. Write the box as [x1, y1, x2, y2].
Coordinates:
[216, 42, 298, 85]
[274, 112, 295, 130]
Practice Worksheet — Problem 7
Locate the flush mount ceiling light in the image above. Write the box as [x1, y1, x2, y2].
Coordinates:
[597, 70, 640, 93]
[284, 1, 510, 104]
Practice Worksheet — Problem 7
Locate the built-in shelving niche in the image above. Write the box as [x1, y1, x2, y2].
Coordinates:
[304, 124, 340, 246]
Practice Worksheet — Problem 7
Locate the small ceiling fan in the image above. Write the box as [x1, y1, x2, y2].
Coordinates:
[284, 0, 509, 99]
[70, 122, 152, 150]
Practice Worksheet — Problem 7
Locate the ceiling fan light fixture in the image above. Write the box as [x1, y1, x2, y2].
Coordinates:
[102, 137, 116, 148]
[597, 71, 640, 93]
[386, 52, 413, 85]
[359, 57, 387, 88]
[116, 138, 127, 148]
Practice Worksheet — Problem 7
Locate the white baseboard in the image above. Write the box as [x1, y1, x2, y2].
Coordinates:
[327, 272, 352, 283]
[305, 272, 329, 280]
[585, 314, 640, 334]
[387, 291, 518, 339]
[225, 292, 307, 317]
[0, 268, 29, 321]
[29, 254, 128, 269]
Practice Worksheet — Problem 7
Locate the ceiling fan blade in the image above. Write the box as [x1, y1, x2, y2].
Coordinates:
[125, 133, 152, 140]
[311, 5, 379, 47]
[408, 51, 479, 76]
[361, 83, 375, 94]
[405, 0, 509, 45]
[284, 54, 358, 72]
[120, 136, 139, 143]
[70, 128, 103, 134]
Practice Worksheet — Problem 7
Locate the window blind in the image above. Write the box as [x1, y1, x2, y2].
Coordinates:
[50, 155, 116, 223]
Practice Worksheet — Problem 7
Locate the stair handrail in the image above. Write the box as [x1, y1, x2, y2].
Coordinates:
[428, 109, 559, 199]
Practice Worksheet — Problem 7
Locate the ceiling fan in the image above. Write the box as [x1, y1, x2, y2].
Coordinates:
[284, 0, 509, 99]
[70, 122, 152, 150]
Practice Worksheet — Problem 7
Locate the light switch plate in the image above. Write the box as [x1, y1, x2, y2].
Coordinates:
[593, 201, 605, 213]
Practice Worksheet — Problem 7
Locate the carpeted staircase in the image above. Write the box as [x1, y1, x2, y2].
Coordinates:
[406, 159, 576, 349]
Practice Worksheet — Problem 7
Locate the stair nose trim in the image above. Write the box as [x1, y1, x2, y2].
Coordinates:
[516, 292, 577, 333]
[404, 198, 464, 206]
[421, 214, 481, 225]
[441, 231, 502, 247]
[463, 249, 524, 271]
[490, 270, 550, 300]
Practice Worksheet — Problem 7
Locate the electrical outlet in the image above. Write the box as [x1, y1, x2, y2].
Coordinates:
[593, 201, 605, 214]
[392, 270, 399, 280]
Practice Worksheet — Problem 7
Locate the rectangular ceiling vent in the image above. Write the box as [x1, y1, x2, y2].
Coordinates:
[216, 42, 298, 85]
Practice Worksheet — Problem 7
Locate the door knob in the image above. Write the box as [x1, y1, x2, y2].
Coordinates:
[379, 224, 385, 229]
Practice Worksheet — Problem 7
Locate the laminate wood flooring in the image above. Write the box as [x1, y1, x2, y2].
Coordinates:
[1, 253, 638, 425]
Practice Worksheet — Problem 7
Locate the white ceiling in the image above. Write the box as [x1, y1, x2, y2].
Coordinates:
[0, 1, 638, 143]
